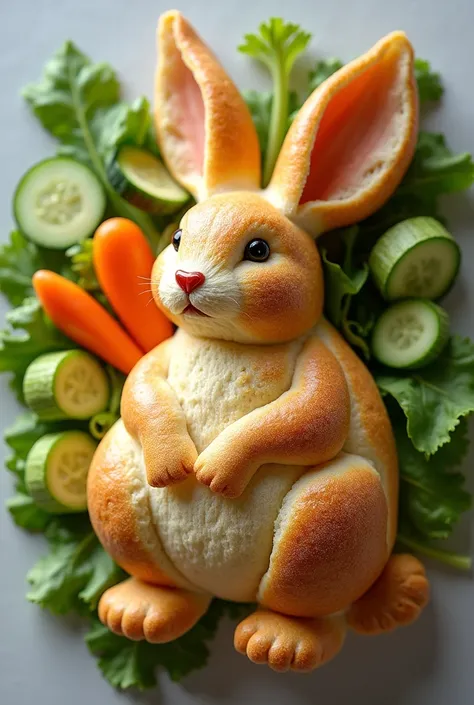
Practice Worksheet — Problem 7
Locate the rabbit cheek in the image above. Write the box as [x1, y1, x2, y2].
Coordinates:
[239, 265, 322, 342]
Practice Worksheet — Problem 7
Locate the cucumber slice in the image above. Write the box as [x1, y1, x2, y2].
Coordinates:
[25, 431, 97, 513]
[369, 217, 460, 301]
[23, 350, 110, 421]
[13, 157, 106, 249]
[372, 299, 449, 369]
[109, 146, 189, 214]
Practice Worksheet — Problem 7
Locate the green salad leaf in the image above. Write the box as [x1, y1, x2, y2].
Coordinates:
[86, 600, 251, 689]
[239, 19, 311, 184]
[0, 231, 72, 306]
[307, 57, 343, 92]
[23, 41, 160, 249]
[321, 228, 371, 358]
[0, 298, 72, 402]
[376, 336, 474, 455]
[393, 406, 471, 540]
[27, 519, 123, 614]
[415, 58, 443, 104]
[401, 131, 474, 200]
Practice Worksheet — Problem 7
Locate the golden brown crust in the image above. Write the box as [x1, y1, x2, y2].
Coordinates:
[347, 554, 430, 634]
[258, 456, 388, 617]
[317, 320, 399, 546]
[99, 578, 211, 643]
[156, 11, 261, 200]
[88, 427, 178, 587]
[234, 609, 346, 673]
[194, 336, 350, 497]
[121, 338, 198, 488]
[267, 31, 418, 235]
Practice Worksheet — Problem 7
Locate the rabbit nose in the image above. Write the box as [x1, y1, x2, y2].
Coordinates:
[175, 270, 206, 293]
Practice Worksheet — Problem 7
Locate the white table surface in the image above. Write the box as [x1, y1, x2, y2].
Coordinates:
[1, 1, 473, 703]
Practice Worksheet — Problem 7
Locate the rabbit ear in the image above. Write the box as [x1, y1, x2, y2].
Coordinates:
[266, 32, 418, 236]
[155, 11, 261, 201]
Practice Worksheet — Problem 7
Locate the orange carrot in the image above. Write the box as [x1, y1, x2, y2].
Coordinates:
[93, 218, 173, 352]
[32, 270, 144, 375]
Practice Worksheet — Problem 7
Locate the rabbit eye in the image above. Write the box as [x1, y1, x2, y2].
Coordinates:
[244, 239, 270, 262]
[172, 229, 182, 251]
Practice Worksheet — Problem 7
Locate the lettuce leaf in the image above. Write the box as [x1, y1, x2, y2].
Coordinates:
[0, 231, 72, 307]
[27, 518, 124, 614]
[86, 600, 251, 689]
[376, 336, 474, 455]
[415, 58, 443, 103]
[391, 403, 471, 539]
[321, 228, 371, 358]
[308, 57, 343, 92]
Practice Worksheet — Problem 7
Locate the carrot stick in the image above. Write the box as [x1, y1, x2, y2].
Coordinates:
[93, 218, 173, 352]
[32, 270, 144, 375]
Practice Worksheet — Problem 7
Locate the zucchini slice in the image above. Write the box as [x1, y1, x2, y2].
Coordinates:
[369, 217, 460, 301]
[109, 146, 189, 214]
[13, 157, 106, 249]
[23, 350, 110, 421]
[371, 299, 449, 369]
[25, 431, 97, 513]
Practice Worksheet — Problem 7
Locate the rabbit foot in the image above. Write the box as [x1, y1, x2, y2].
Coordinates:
[347, 553, 429, 635]
[234, 609, 346, 672]
[98, 578, 211, 643]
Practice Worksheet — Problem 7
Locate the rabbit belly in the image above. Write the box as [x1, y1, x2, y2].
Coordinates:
[149, 467, 303, 601]
[148, 332, 305, 601]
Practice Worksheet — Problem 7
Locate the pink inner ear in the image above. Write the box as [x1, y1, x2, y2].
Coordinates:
[174, 54, 205, 177]
[299, 57, 400, 204]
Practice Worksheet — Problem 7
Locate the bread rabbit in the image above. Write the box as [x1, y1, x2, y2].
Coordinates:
[87, 10, 429, 672]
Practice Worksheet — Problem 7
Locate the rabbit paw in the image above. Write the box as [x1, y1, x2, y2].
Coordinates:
[347, 554, 429, 634]
[99, 578, 211, 643]
[194, 451, 251, 498]
[144, 438, 197, 488]
[234, 610, 346, 672]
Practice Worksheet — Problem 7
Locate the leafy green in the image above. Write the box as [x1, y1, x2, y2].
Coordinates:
[239, 19, 311, 185]
[376, 336, 474, 455]
[6, 493, 51, 532]
[415, 58, 443, 104]
[321, 228, 371, 358]
[86, 600, 251, 689]
[0, 298, 72, 402]
[0, 231, 72, 306]
[401, 131, 474, 200]
[27, 519, 123, 614]
[308, 57, 343, 92]
[23, 41, 160, 249]
[392, 405, 471, 540]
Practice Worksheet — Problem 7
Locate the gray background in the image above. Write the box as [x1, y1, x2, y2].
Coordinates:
[1, 0, 473, 703]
